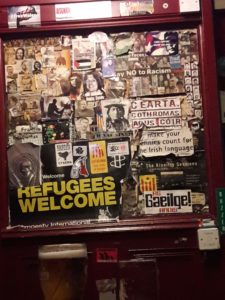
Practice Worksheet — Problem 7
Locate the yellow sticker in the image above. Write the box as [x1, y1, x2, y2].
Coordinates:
[89, 141, 108, 174]
[139, 175, 157, 192]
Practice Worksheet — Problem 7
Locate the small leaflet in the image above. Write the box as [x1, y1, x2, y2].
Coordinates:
[55, 143, 73, 167]
[144, 189, 193, 214]
[139, 127, 194, 157]
[120, 1, 154, 16]
[8, 6, 41, 28]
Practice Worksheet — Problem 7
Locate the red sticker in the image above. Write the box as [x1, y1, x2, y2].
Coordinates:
[96, 248, 118, 263]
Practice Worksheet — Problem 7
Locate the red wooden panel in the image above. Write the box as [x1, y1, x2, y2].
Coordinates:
[214, 12, 225, 56]
[0, 0, 180, 14]
[199, 0, 225, 215]
[0, 38, 8, 229]
[1, 233, 225, 300]
[0, 0, 222, 236]
[0, 0, 184, 31]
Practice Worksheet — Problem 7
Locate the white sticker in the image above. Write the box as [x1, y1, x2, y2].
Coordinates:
[131, 97, 181, 130]
[179, 0, 200, 13]
[8, 6, 41, 28]
[55, 143, 73, 167]
[163, 3, 169, 9]
[139, 127, 194, 157]
[55, 2, 112, 21]
[102, 99, 131, 132]
[120, 0, 154, 16]
[15, 125, 43, 145]
[73, 145, 88, 157]
[107, 141, 129, 156]
[144, 190, 193, 214]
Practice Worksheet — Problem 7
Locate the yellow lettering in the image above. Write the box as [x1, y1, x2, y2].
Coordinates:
[18, 198, 36, 213]
[30, 186, 42, 197]
[53, 181, 66, 195]
[49, 197, 61, 210]
[79, 179, 91, 193]
[42, 182, 53, 196]
[88, 192, 104, 207]
[66, 180, 79, 194]
[60, 195, 73, 209]
[74, 194, 88, 208]
[91, 178, 103, 192]
[105, 191, 117, 205]
[38, 197, 50, 211]
[103, 176, 115, 191]
[17, 187, 30, 198]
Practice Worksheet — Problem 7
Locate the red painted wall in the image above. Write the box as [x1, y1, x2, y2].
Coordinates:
[1, 3, 225, 300]
[1, 231, 225, 300]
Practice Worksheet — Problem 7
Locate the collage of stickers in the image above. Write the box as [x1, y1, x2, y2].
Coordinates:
[4, 28, 208, 225]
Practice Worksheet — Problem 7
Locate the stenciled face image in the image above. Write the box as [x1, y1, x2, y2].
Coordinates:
[109, 106, 119, 120]
[79, 118, 89, 132]
[16, 48, 24, 60]
[165, 32, 178, 55]
[21, 61, 29, 72]
[79, 100, 87, 111]
[115, 81, 125, 97]
[20, 159, 32, 176]
[7, 66, 14, 76]
[86, 74, 98, 92]
[34, 61, 41, 70]
[108, 106, 124, 120]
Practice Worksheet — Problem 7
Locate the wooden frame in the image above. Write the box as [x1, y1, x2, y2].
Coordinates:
[0, 0, 223, 238]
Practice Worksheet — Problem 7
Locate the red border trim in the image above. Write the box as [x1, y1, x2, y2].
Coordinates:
[0, 0, 223, 237]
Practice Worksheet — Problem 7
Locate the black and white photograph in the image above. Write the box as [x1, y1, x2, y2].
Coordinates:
[83, 71, 106, 101]
[3, 28, 208, 226]
[75, 99, 94, 117]
[102, 99, 130, 132]
[7, 143, 41, 189]
[72, 38, 96, 70]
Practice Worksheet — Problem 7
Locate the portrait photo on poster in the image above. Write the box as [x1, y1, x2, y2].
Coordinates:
[3, 28, 209, 226]
[7, 143, 41, 189]
[102, 99, 131, 132]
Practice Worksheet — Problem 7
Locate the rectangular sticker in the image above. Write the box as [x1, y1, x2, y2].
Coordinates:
[55, 143, 73, 167]
[139, 175, 157, 192]
[144, 189, 192, 214]
[15, 125, 43, 145]
[96, 248, 118, 263]
[131, 97, 182, 130]
[8, 6, 41, 28]
[139, 127, 194, 157]
[89, 141, 108, 174]
[72, 38, 96, 70]
[107, 141, 129, 156]
[120, 0, 154, 16]
[55, 2, 112, 21]
[216, 188, 225, 235]
[179, 0, 200, 13]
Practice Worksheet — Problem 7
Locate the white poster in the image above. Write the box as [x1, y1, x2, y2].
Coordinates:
[55, 2, 112, 21]
[55, 143, 73, 167]
[101, 99, 131, 132]
[131, 97, 182, 130]
[144, 189, 193, 214]
[8, 6, 41, 28]
[120, 0, 154, 16]
[139, 127, 194, 157]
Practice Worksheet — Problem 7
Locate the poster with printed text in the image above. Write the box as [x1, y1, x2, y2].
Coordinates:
[4, 27, 208, 228]
[8, 6, 41, 28]
[8, 138, 131, 227]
